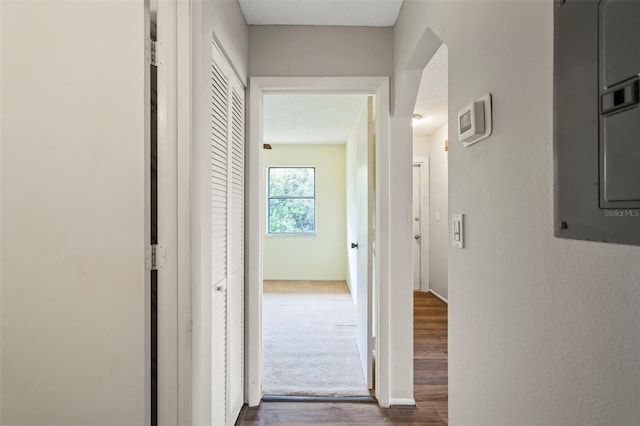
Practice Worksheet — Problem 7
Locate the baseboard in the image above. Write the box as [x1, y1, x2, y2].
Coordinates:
[389, 398, 416, 406]
[234, 404, 249, 426]
[429, 289, 448, 304]
[263, 278, 347, 282]
[263, 395, 377, 403]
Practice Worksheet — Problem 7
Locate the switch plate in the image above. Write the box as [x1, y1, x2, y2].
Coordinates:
[435, 212, 441, 221]
[452, 214, 464, 248]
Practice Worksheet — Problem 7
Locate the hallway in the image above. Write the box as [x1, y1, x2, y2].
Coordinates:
[238, 291, 448, 424]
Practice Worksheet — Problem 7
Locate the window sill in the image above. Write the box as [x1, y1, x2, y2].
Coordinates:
[265, 233, 317, 238]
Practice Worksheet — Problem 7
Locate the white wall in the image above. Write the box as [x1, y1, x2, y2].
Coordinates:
[385, 114, 414, 402]
[1, 1, 148, 424]
[263, 145, 347, 281]
[395, 2, 640, 424]
[427, 124, 449, 300]
[191, 2, 248, 424]
[346, 101, 368, 298]
[413, 134, 430, 157]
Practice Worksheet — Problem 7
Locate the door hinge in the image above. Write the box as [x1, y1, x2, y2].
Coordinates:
[145, 38, 165, 66]
[145, 244, 166, 270]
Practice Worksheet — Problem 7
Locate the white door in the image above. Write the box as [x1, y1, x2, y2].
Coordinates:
[412, 159, 429, 292]
[1, 2, 149, 424]
[210, 41, 245, 426]
[227, 70, 245, 424]
[356, 96, 375, 389]
[210, 43, 230, 426]
[413, 165, 422, 290]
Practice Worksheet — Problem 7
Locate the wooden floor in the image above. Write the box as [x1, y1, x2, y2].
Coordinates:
[238, 291, 448, 425]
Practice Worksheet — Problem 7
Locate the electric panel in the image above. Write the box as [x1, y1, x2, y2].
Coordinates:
[554, 0, 640, 245]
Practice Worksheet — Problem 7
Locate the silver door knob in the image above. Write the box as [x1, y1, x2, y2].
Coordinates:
[414, 235, 420, 240]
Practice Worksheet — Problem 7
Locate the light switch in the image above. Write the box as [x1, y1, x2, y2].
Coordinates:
[452, 214, 464, 248]
[435, 212, 441, 221]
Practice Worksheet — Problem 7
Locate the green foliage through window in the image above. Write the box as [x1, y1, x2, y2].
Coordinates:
[268, 167, 315, 234]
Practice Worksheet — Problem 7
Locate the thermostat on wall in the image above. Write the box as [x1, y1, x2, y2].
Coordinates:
[458, 94, 492, 147]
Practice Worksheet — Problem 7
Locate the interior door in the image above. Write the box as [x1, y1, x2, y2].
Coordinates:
[413, 165, 422, 290]
[210, 42, 230, 426]
[227, 71, 245, 424]
[356, 96, 375, 389]
[210, 40, 245, 426]
[1, 2, 149, 425]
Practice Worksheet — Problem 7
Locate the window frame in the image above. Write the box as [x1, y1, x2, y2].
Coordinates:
[266, 166, 317, 236]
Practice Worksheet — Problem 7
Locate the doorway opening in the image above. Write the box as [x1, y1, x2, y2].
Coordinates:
[260, 93, 374, 398]
[411, 34, 449, 417]
[246, 77, 392, 407]
[412, 42, 449, 303]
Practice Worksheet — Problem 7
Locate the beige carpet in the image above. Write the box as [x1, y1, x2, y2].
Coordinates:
[263, 281, 369, 397]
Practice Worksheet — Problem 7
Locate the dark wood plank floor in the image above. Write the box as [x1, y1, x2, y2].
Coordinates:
[238, 291, 448, 425]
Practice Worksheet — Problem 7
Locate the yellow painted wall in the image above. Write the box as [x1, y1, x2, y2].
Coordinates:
[263, 145, 347, 280]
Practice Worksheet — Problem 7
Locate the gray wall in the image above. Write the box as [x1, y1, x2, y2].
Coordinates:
[395, 1, 640, 424]
[249, 26, 393, 77]
[193, 0, 249, 84]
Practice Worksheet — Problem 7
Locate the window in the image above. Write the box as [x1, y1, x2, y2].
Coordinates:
[267, 167, 315, 234]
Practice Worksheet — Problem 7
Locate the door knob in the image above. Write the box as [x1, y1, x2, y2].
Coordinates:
[414, 235, 420, 240]
[351, 242, 359, 249]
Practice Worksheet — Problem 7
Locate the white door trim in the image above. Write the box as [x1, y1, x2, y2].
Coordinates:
[176, 0, 192, 423]
[413, 156, 430, 292]
[157, 0, 191, 424]
[247, 76, 392, 407]
[156, 0, 179, 423]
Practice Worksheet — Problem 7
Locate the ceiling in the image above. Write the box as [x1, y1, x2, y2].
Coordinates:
[263, 94, 367, 145]
[239, 0, 404, 27]
[413, 44, 448, 136]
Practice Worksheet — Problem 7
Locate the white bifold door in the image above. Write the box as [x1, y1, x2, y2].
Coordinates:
[210, 42, 245, 426]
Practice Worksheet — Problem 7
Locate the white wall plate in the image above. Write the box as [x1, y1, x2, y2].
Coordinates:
[459, 94, 493, 147]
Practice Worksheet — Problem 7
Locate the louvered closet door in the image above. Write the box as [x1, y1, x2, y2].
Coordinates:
[210, 41, 245, 426]
[210, 44, 229, 426]
[227, 75, 245, 422]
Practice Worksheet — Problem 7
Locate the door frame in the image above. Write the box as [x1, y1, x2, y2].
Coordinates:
[412, 156, 430, 292]
[247, 76, 392, 407]
[154, 0, 192, 424]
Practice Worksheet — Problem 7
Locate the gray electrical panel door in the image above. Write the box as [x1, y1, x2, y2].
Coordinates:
[554, 0, 640, 246]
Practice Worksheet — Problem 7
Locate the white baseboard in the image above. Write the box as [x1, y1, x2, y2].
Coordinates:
[389, 398, 416, 406]
[429, 289, 448, 304]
